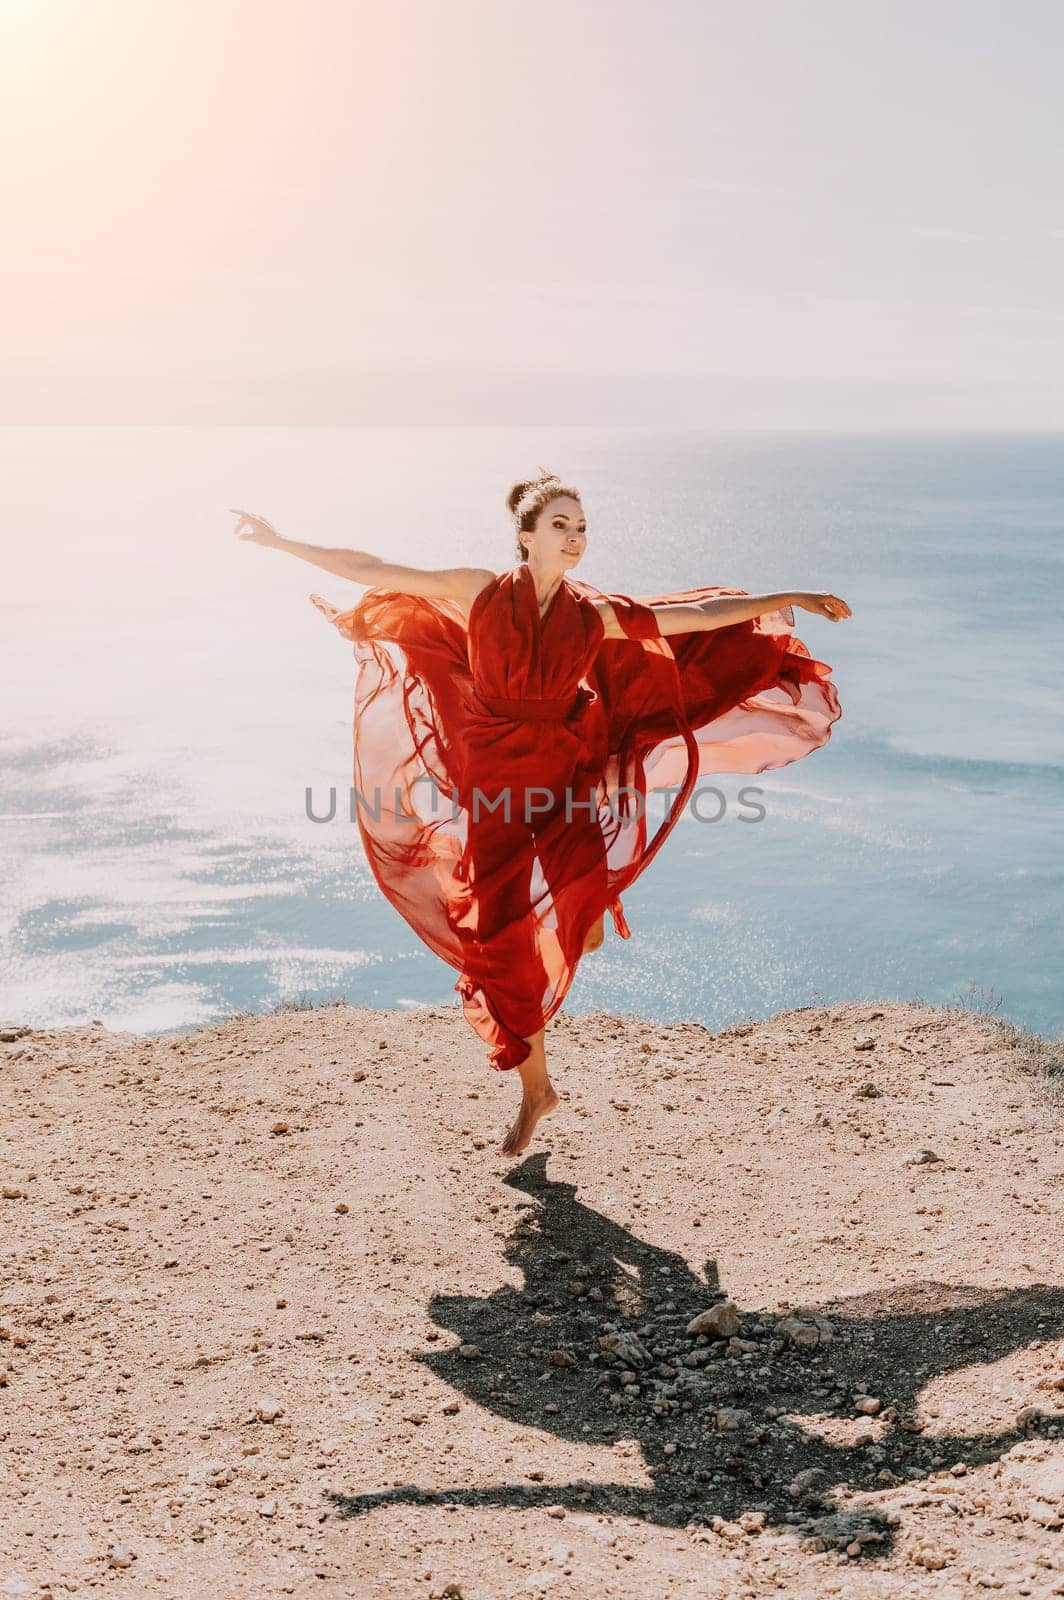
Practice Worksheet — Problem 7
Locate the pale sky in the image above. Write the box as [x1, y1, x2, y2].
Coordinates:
[2, 0, 1063, 425]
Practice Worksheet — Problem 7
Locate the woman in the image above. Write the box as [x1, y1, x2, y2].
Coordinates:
[231, 471, 850, 1155]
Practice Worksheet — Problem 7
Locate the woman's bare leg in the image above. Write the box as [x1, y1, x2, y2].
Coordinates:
[500, 1025, 560, 1156]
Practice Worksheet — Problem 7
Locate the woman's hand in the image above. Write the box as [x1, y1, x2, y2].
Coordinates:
[792, 590, 852, 622]
[230, 507, 284, 548]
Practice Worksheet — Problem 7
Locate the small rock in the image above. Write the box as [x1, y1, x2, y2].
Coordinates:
[126, 1434, 153, 1453]
[789, 1466, 832, 1503]
[853, 1034, 876, 1050]
[550, 1349, 576, 1367]
[352, 1070, 366, 1082]
[855, 1395, 881, 1415]
[546, 1505, 566, 1519]
[716, 1407, 751, 1431]
[854, 1081, 881, 1098]
[908, 1148, 942, 1165]
[740, 1510, 766, 1533]
[686, 1300, 740, 1339]
[600, 1329, 651, 1367]
[334, 1202, 349, 1214]
[778, 1314, 834, 1347]
[270, 1121, 289, 1135]
[255, 1400, 285, 1423]
[2, 1187, 24, 1200]
[1029, 1499, 1063, 1528]
[257, 1498, 277, 1518]
[458, 1344, 481, 1360]
[909, 1544, 949, 1570]
[106, 1543, 136, 1568]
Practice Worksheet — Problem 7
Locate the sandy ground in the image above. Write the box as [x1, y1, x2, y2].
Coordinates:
[1, 997, 1063, 1599]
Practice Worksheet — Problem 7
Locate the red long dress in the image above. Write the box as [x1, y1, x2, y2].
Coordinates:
[310, 563, 841, 1072]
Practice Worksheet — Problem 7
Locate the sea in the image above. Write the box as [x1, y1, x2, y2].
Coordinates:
[1, 428, 1061, 1041]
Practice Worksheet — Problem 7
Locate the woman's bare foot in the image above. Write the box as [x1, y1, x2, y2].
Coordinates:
[582, 913, 605, 954]
[500, 1082, 560, 1156]
[501, 1025, 559, 1155]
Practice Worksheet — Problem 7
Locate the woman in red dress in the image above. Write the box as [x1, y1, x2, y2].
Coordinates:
[232, 472, 850, 1155]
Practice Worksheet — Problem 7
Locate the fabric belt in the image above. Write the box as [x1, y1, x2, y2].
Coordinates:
[479, 693, 579, 722]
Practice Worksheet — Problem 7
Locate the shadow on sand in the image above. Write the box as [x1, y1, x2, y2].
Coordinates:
[330, 1154, 1064, 1555]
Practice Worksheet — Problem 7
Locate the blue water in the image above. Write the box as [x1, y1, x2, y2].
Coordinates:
[1, 428, 1061, 1039]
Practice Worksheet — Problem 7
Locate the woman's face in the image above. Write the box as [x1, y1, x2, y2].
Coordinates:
[526, 495, 587, 568]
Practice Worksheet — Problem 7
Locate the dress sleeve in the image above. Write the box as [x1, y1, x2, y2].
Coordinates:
[603, 591, 664, 642]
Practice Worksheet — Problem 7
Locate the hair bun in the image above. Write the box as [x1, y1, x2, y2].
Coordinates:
[506, 469, 560, 518]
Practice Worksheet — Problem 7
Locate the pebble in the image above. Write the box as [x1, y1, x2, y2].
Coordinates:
[334, 1202, 349, 1214]
[778, 1314, 835, 1347]
[106, 1543, 135, 1568]
[600, 1329, 651, 1367]
[550, 1349, 576, 1367]
[255, 1401, 285, 1423]
[457, 1344, 481, 1360]
[910, 1545, 949, 1570]
[686, 1300, 740, 1339]
[789, 1467, 832, 1501]
[257, 1498, 277, 1518]
[855, 1395, 881, 1415]
[270, 1121, 289, 1135]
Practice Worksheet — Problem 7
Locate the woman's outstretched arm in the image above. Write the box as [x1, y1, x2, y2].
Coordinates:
[594, 588, 852, 640]
[655, 589, 851, 636]
[229, 508, 496, 607]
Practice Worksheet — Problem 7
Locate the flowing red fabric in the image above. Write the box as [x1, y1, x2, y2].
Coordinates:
[310, 563, 841, 1073]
